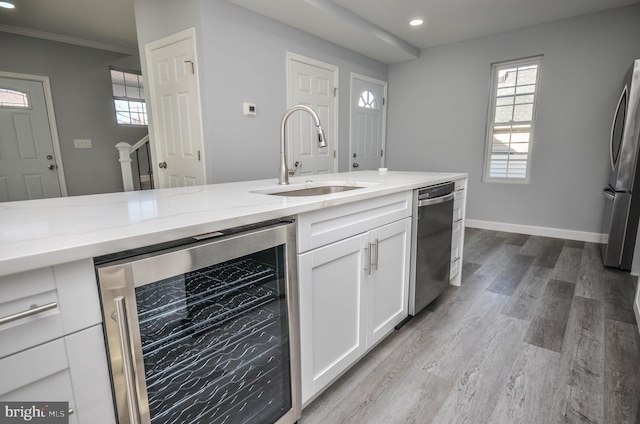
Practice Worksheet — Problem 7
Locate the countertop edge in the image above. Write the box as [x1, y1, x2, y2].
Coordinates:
[0, 171, 467, 277]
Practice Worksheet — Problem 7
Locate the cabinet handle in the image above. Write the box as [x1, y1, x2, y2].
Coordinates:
[371, 238, 379, 271]
[113, 296, 141, 424]
[0, 302, 58, 326]
[364, 243, 372, 275]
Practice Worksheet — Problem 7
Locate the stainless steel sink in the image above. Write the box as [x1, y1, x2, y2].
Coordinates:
[251, 181, 373, 197]
[267, 185, 363, 196]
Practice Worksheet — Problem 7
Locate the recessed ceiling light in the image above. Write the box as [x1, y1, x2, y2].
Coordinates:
[409, 18, 424, 27]
[0, 2, 15, 9]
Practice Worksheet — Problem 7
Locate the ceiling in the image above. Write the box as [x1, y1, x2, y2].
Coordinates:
[0, 0, 638, 63]
[0, 0, 138, 55]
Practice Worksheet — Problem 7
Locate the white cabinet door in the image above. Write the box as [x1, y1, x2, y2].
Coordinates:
[298, 218, 411, 405]
[298, 233, 368, 404]
[367, 218, 410, 348]
[0, 325, 115, 424]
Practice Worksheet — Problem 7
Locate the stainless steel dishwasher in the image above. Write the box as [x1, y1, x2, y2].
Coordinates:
[409, 182, 455, 316]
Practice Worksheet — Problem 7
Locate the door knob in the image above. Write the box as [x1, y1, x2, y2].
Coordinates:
[158, 162, 167, 169]
[48, 164, 57, 170]
[353, 162, 359, 168]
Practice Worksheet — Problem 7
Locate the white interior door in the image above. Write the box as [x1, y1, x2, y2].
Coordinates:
[0, 75, 65, 202]
[350, 74, 387, 171]
[145, 28, 205, 189]
[287, 53, 337, 176]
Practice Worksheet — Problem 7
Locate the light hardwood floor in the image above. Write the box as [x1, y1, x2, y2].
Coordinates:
[299, 228, 640, 424]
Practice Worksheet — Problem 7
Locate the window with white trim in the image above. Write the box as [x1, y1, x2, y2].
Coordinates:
[110, 68, 147, 126]
[484, 56, 542, 183]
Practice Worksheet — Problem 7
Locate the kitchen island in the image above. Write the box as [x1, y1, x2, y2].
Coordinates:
[0, 170, 466, 423]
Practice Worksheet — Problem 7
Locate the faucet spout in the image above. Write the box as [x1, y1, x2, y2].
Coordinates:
[279, 105, 327, 185]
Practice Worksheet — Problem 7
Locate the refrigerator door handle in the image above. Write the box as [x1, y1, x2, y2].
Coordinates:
[610, 86, 628, 171]
[603, 188, 615, 201]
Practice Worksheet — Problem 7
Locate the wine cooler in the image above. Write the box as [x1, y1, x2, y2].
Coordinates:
[95, 220, 300, 424]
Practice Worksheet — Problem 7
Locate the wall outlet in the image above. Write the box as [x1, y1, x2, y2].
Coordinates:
[74, 139, 93, 149]
[243, 102, 256, 116]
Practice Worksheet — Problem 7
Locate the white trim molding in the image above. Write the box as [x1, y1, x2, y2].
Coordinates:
[465, 219, 605, 243]
[0, 25, 139, 56]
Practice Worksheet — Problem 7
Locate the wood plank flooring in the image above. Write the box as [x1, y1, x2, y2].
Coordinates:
[299, 228, 640, 424]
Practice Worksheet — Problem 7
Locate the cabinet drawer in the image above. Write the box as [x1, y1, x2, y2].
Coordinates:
[0, 259, 102, 358]
[0, 325, 115, 424]
[297, 192, 412, 253]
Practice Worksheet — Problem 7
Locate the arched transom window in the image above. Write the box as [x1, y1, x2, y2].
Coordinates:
[0, 88, 29, 108]
[358, 89, 379, 110]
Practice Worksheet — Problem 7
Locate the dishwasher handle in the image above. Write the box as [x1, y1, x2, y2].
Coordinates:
[418, 192, 454, 207]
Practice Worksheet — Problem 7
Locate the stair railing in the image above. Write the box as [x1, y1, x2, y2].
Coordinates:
[116, 135, 151, 191]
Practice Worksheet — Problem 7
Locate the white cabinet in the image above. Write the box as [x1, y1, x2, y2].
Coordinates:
[297, 193, 412, 405]
[367, 219, 411, 346]
[450, 177, 467, 286]
[298, 233, 367, 403]
[0, 260, 115, 424]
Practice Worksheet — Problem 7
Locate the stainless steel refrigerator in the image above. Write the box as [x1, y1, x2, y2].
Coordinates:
[601, 59, 640, 270]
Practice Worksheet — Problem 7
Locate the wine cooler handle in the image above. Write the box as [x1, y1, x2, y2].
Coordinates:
[114, 296, 141, 424]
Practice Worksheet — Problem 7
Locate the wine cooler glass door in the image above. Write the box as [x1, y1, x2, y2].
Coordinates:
[97, 222, 300, 424]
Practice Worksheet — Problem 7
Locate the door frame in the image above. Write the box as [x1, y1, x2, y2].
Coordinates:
[286, 52, 339, 173]
[0, 71, 68, 196]
[144, 27, 207, 188]
[349, 72, 388, 170]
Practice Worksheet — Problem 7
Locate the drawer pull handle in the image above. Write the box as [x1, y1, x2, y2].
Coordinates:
[455, 187, 465, 192]
[364, 243, 372, 275]
[0, 302, 58, 326]
[372, 238, 379, 271]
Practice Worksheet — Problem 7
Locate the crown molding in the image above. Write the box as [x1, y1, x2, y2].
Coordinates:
[0, 24, 139, 56]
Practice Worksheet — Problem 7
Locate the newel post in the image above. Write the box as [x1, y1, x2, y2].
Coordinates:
[116, 142, 134, 192]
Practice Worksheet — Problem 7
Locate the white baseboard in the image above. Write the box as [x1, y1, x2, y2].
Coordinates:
[465, 219, 605, 243]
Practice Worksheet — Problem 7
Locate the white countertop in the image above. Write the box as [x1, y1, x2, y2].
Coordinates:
[0, 171, 466, 277]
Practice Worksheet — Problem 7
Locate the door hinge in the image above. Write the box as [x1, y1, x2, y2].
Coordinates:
[383, 97, 386, 106]
[334, 87, 338, 97]
[381, 149, 384, 157]
[197, 150, 201, 161]
[333, 150, 336, 158]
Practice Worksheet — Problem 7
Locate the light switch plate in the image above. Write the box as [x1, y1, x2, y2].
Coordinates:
[74, 139, 92, 149]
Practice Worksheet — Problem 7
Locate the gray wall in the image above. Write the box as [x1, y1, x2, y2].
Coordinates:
[0, 33, 148, 196]
[386, 4, 640, 235]
[133, 0, 388, 184]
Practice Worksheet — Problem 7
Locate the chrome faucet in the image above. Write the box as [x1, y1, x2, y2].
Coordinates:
[279, 105, 327, 185]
